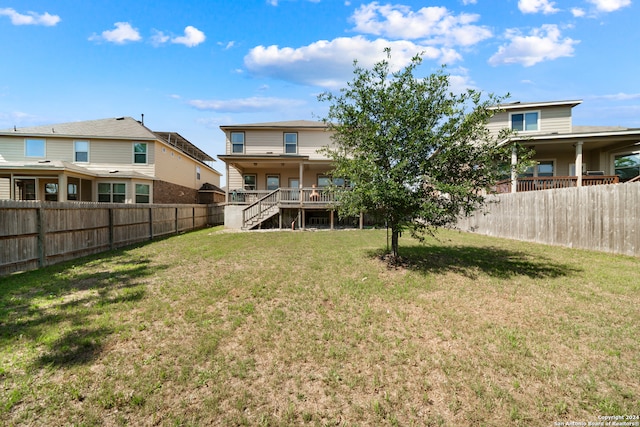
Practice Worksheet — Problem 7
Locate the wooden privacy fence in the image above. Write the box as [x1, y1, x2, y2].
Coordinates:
[0, 201, 224, 276]
[457, 183, 640, 257]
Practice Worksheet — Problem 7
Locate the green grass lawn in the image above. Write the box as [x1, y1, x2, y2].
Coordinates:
[1, 228, 638, 426]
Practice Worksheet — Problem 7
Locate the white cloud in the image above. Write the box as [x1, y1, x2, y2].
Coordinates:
[245, 36, 460, 89]
[488, 24, 578, 67]
[188, 97, 306, 113]
[586, 0, 631, 12]
[89, 22, 141, 44]
[518, 0, 560, 14]
[172, 26, 206, 47]
[0, 8, 60, 26]
[571, 8, 586, 17]
[462, 0, 478, 4]
[350, 2, 492, 46]
[151, 30, 170, 46]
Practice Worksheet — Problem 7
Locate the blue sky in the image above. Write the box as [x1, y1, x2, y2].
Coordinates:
[1, 0, 638, 184]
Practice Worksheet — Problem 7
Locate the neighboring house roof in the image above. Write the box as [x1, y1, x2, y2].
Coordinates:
[154, 131, 215, 163]
[220, 120, 327, 130]
[198, 182, 225, 193]
[490, 99, 583, 111]
[0, 117, 157, 140]
[0, 159, 155, 179]
[1, 117, 220, 174]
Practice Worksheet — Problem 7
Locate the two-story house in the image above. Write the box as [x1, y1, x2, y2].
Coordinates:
[488, 100, 640, 192]
[218, 120, 363, 230]
[0, 117, 223, 204]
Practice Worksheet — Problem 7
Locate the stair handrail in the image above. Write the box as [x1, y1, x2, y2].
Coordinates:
[243, 189, 280, 227]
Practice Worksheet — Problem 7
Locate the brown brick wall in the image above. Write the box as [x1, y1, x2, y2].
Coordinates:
[153, 180, 198, 204]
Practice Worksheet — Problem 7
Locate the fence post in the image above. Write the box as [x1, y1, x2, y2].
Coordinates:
[175, 207, 179, 234]
[149, 207, 154, 241]
[36, 206, 46, 268]
[108, 208, 114, 250]
[192, 207, 195, 230]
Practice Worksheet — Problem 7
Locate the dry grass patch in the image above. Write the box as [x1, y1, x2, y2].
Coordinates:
[1, 227, 638, 426]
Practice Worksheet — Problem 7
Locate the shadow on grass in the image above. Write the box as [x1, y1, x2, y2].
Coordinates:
[0, 247, 167, 369]
[371, 244, 581, 279]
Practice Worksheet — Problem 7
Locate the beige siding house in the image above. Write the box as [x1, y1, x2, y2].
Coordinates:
[0, 117, 223, 204]
[218, 120, 355, 229]
[489, 100, 640, 192]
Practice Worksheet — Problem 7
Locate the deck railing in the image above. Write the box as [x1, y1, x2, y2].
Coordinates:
[231, 188, 338, 206]
[494, 175, 620, 193]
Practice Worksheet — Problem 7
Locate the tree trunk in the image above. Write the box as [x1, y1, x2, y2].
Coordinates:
[391, 226, 400, 259]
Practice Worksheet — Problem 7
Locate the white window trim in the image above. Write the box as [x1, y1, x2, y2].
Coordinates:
[74, 140, 90, 163]
[25, 138, 46, 158]
[284, 132, 298, 154]
[231, 132, 245, 154]
[266, 174, 280, 191]
[133, 142, 148, 165]
[98, 182, 127, 203]
[134, 183, 151, 204]
[509, 110, 541, 133]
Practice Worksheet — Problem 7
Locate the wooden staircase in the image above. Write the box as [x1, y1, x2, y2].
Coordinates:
[242, 189, 280, 229]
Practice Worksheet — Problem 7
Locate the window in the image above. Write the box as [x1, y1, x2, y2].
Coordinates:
[231, 132, 245, 154]
[135, 184, 150, 203]
[67, 183, 78, 201]
[243, 174, 256, 190]
[614, 153, 640, 182]
[522, 160, 554, 177]
[44, 183, 58, 201]
[266, 175, 280, 191]
[317, 175, 331, 187]
[25, 139, 45, 157]
[74, 140, 89, 162]
[284, 132, 298, 154]
[196, 166, 201, 180]
[98, 183, 126, 203]
[511, 112, 539, 132]
[133, 143, 147, 164]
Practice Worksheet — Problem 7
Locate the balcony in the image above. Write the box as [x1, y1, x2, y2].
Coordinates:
[229, 187, 336, 207]
[494, 175, 620, 193]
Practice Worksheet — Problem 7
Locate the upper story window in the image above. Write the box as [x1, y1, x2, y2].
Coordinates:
[25, 139, 45, 158]
[511, 111, 539, 132]
[74, 140, 89, 162]
[196, 166, 201, 180]
[284, 132, 298, 154]
[231, 132, 245, 154]
[133, 142, 147, 164]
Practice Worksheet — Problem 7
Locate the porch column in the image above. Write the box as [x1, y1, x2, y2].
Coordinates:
[330, 210, 334, 230]
[10, 174, 15, 200]
[225, 162, 230, 203]
[58, 173, 67, 202]
[575, 141, 584, 187]
[511, 145, 518, 193]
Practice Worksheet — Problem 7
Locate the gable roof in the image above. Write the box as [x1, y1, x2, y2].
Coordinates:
[1, 117, 158, 140]
[490, 99, 583, 111]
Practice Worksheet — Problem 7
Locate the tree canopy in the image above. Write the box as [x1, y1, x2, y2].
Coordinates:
[319, 50, 516, 259]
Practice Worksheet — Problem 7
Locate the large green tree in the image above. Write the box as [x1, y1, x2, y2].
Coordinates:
[319, 50, 515, 259]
